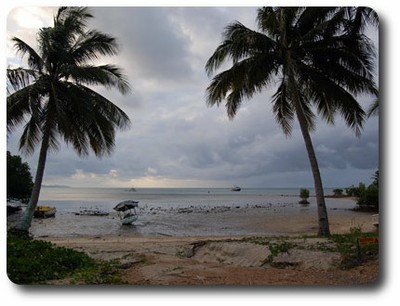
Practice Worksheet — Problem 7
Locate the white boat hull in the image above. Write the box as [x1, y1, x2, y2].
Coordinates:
[121, 214, 138, 225]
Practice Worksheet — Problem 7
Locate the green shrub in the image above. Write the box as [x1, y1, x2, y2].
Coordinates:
[358, 184, 379, 208]
[7, 235, 96, 284]
[333, 188, 343, 196]
[329, 228, 379, 269]
[299, 188, 310, 204]
[345, 170, 379, 211]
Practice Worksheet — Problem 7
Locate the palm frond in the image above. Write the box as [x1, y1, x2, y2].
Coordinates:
[271, 80, 294, 135]
[54, 7, 92, 35]
[207, 55, 276, 118]
[367, 98, 379, 117]
[53, 82, 130, 157]
[7, 79, 48, 133]
[18, 117, 42, 155]
[205, 21, 275, 76]
[63, 64, 130, 94]
[301, 65, 366, 136]
[11, 37, 43, 71]
[7, 67, 37, 93]
[71, 30, 119, 64]
[344, 7, 379, 34]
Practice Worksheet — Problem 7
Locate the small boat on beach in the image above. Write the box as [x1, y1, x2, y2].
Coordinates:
[7, 200, 23, 215]
[113, 200, 139, 225]
[75, 207, 109, 216]
[34, 205, 56, 218]
[231, 186, 241, 192]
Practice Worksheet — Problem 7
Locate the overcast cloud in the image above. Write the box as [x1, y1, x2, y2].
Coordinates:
[6, 7, 379, 188]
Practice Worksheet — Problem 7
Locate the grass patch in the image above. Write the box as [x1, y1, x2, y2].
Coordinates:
[265, 241, 297, 264]
[247, 229, 379, 270]
[7, 233, 123, 284]
[329, 227, 379, 269]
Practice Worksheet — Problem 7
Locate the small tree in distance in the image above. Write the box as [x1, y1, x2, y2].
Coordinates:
[299, 188, 310, 204]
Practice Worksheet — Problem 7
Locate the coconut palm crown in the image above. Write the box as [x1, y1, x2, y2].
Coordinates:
[205, 7, 378, 236]
[7, 7, 131, 231]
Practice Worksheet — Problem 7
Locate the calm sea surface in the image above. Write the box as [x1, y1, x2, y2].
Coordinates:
[25, 187, 355, 237]
[39, 187, 319, 210]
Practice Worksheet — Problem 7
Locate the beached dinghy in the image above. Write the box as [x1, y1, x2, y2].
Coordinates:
[34, 205, 56, 218]
[113, 200, 139, 225]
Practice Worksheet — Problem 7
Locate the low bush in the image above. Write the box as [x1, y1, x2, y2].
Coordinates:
[7, 234, 96, 284]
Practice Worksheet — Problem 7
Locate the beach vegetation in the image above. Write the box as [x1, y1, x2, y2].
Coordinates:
[7, 151, 33, 203]
[7, 234, 95, 284]
[345, 170, 379, 211]
[205, 7, 378, 237]
[329, 227, 379, 269]
[7, 7, 131, 233]
[266, 241, 297, 263]
[332, 188, 344, 196]
[7, 233, 124, 285]
[69, 259, 124, 285]
[299, 188, 310, 204]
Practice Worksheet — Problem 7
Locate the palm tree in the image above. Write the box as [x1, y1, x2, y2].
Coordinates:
[205, 7, 378, 236]
[7, 7, 131, 232]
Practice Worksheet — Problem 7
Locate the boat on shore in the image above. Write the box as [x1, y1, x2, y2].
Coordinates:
[113, 200, 139, 225]
[7, 200, 24, 215]
[34, 205, 56, 218]
[231, 186, 241, 192]
[75, 207, 109, 216]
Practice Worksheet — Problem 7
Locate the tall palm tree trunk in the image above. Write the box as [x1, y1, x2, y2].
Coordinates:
[295, 107, 330, 236]
[293, 99, 330, 236]
[289, 74, 330, 236]
[15, 125, 51, 232]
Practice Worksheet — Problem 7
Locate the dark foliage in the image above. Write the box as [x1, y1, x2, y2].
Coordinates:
[7, 151, 33, 203]
[7, 234, 96, 284]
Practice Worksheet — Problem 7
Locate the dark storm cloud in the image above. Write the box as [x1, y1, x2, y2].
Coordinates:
[90, 7, 194, 85]
[6, 7, 379, 187]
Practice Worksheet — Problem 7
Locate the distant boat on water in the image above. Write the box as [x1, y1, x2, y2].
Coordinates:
[231, 186, 241, 192]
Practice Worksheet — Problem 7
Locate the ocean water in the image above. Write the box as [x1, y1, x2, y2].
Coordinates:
[39, 186, 313, 210]
[26, 187, 356, 237]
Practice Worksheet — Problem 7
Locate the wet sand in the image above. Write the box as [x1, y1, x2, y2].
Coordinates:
[22, 197, 377, 238]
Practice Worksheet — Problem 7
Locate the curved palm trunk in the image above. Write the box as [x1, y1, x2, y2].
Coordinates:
[293, 100, 330, 236]
[295, 108, 330, 236]
[15, 130, 50, 232]
[289, 73, 330, 236]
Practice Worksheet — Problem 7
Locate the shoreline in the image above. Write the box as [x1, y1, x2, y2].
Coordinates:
[29, 204, 377, 239]
[5, 196, 376, 239]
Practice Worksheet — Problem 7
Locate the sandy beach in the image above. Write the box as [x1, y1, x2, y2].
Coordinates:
[38, 207, 379, 285]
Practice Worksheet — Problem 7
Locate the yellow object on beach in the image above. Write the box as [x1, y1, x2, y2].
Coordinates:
[34, 205, 56, 218]
[35, 205, 52, 212]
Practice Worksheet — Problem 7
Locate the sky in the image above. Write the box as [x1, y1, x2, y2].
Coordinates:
[5, 5, 379, 189]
